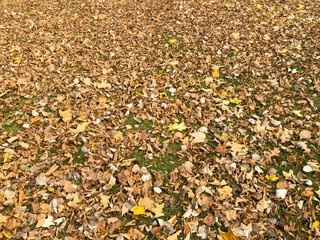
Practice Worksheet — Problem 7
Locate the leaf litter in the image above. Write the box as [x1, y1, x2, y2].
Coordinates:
[0, 0, 319, 239]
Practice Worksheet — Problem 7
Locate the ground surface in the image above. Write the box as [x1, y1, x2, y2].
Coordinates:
[0, 0, 320, 239]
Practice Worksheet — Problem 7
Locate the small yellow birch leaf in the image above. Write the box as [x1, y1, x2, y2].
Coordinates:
[77, 114, 86, 121]
[169, 39, 176, 43]
[312, 221, 319, 228]
[133, 206, 145, 215]
[220, 135, 228, 142]
[230, 98, 242, 104]
[213, 70, 220, 78]
[171, 122, 187, 131]
[257, 4, 263, 10]
[168, 124, 174, 131]
[2, 153, 10, 163]
[159, 92, 166, 99]
[15, 58, 21, 64]
[221, 91, 228, 95]
[266, 174, 279, 181]
[293, 110, 303, 117]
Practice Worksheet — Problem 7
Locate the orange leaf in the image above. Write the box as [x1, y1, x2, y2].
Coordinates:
[220, 227, 239, 240]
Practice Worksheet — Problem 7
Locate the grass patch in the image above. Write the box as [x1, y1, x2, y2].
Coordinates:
[125, 115, 154, 131]
[129, 150, 186, 173]
[72, 148, 87, 164]
[4, 120, 23, 136]
[315, 96, 320, 109]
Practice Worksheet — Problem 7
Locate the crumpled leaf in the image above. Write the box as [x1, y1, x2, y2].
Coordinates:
[217, 186, 233, 200]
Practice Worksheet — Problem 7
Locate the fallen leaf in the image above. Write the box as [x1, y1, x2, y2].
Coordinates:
[276, 189, 288, 199]
[190, 132, 206, 144]
[266, 174, 279, 181]
[149, 203, 164, 218]
[132, 206, 145, 215]
[213, 69, 220, 78]
[219, 227, 239, 240]
[230, 98, 242, 104]
[293, 110, 303, 117]
[312, 221, 320, 228]
[170, 122, 187, 131]
[59, 109, 72, 122]
[15, 58, 21, 64]
[83, 78, 92, 85]
[73, 122, 88, 135]
[217, 186, 233, 200]
[101, 195, 110, 208]
[299, 130, 311, 139]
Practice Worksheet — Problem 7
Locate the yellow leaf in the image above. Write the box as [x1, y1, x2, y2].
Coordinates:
[293, 110, 303, 117]
[213, 70, 220, 78]
[230, 98, 242, 104]
[133, 206, 145, 215]
[168, 124, 174, 131]
[257, 4, 263, 10]
[221, 91, 228, 95]
[171, 122, 187, 131]
[15, 58, 21, 64]
[77, 114, 86, 121]
[220, 227, 239, 240]
[220, 135, 228, 142]
[2, 153, 10, 163]
[159, 92, 166, 99]
[114, 131, 123, 140]
[169, 39, 176, 43]
[312, 221, 319, 228]
[2, 230, 11, 238]
[266, 174, 279, 181]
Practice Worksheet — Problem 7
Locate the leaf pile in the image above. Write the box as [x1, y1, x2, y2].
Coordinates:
[0, 0, 319, 239]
